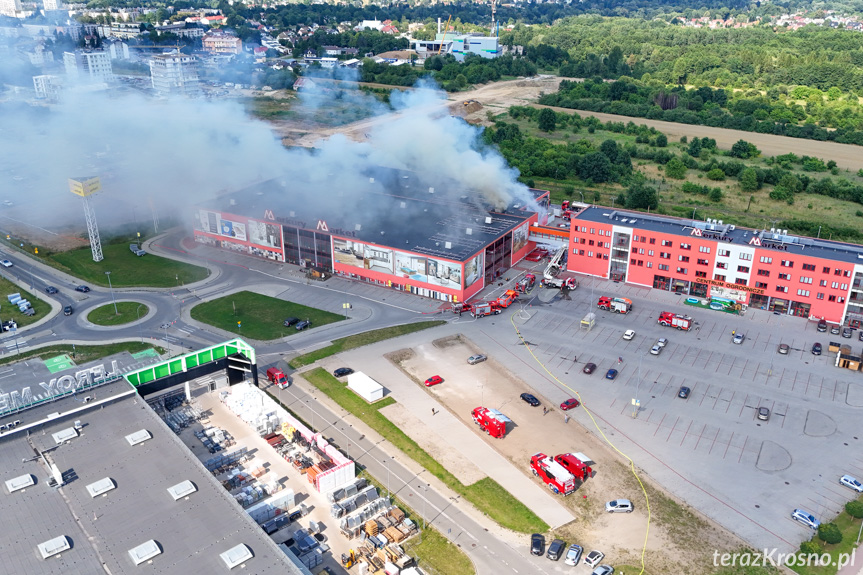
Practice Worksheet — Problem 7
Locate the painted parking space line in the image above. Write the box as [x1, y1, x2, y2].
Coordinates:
[666, 416, 680, 442]
[679, 420, 693, 446]
[724, 431, 735, 458]
[738, 436, 748, 463]
[653, 413, 666, 436]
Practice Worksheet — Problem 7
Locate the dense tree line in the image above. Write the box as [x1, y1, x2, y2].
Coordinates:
[291, 29, 409, 59]
[353, 54, 535, 90]
[540, 78, 863, 146]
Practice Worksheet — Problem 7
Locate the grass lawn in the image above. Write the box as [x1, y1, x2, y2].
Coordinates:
[790, 511, 863, 575]
[289, 321, 446, 368]
[191, 290, 343, 340]
[0, 341, 164, 366]
[50, 239, 209, 288]
[304, 367, 547, 534]
[359, 471, 475, 575]
[87, 302, 149, 326]
[0, 277, 49, 327]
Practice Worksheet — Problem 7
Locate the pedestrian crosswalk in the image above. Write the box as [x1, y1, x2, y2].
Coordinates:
[4, 338, 27, 351]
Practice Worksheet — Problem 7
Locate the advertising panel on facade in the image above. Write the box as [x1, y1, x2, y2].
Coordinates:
[219, 219, 247, 241]
[426, 257, 462, 289]
[333, 238, 366, 268]
[365, 246, 393, 274]
[197, 210, 220, 234]
[709, 285, 750, 302]
[393, 250, 427, 283]
[464, 252, 483, 287]
[512, 222, 529, 254]
[247, 219, 282, 249]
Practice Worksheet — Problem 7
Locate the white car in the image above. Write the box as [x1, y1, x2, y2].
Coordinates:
[606, 499, 633, 513]
[791, 509, 820, 530]
[0, 259, 11, 268]
[622, 329, 635, 340]
[564, 544, 583, 566]
[732, 333, 745, 344]
[584, 550, 605, 568]
[650, 343, 662, 355]
[840, 475, 863, 492]
[657, 337, 668, 348]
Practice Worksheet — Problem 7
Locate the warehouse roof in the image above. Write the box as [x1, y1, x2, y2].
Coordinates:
[0, 378, 302, 575]
[574, 206, 863, 266]
[201, 166, 546, 262]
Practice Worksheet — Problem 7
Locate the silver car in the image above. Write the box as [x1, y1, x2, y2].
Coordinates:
[606, 499, 634, 513]
[592, 566, 615, 575]
[467, 354, 487, 365]
[564, 544, 583, 566]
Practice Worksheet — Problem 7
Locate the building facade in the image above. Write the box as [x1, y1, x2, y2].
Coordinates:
[412, 33, 499, 61]
[568, 207, 863, 325]
[33, 74, 62, 101]
[63, 49, 113, 83]
[149, 52, 200, 96]
[202, 31, 242, 54]
[0, 0, 22, 17]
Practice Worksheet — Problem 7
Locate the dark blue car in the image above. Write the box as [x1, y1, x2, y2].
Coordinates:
[605, 369, 618, 380]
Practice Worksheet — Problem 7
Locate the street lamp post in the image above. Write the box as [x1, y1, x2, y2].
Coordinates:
[105, 271, 118, 315]
[386, 458, 390, 498]
[692, 207, 697, 220]
[578, 191, 585, 204]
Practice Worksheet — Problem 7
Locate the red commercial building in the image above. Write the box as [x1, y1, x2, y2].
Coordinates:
[568, 207, 863, 326]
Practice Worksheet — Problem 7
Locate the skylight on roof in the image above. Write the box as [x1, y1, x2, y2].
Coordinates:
[37, 535, 70, 559]
[86, 477, 115, 498]
[167, 480, 197, 501]
[51, 427, 78, 444]
[5, 473, 35, 493]
[128, 540, 161, 566]
[125, 429, 152, 446]
[220, 543, 253, 569]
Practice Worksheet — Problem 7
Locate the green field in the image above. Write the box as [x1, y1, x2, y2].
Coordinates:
[0, 341, 164, 366]
[190, 290, 343, 340]
[304, 367, 547, 534]
[0, 277, 48, 327]
[50, 240, 209, 288]
[288, 320, 446, 368]
[87, 302, 149, 326]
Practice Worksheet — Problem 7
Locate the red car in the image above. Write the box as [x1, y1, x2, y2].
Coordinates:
[560, 398, 580, 411]
[425, 375, 443, 387]
[525, 250, 545, 262]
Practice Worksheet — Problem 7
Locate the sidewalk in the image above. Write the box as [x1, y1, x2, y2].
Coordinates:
[838, 539, 863, 575]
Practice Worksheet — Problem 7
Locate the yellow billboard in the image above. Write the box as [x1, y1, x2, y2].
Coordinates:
[68, 177, 102, 197]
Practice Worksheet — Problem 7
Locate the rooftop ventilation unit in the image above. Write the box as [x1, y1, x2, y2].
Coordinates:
[729, 225, 736, 231]
[380, 231, 385, 235]
[86, 477, 116, 498]
[354, 224, 361, 231]
[429, 187, 434, 194]
[37, 536, 70, 560]
[770, 228, 776, 233]
[466, 228, 472, 235]
[128, 540, 162, 566]
[220, 544, 253, 570]
[369, 177, 375, 183]
[718, 220, 723, 226]
[125, 429, 152, 447]
[5, 473, 35, 493]
[783, 229, 788, 235]
[630, 219, 637, 224]
[52, 427, 78, 445]
[485, 217, 492, 224]
[167, 480, 197, 501]
[289, 211, 295, 217]
[229, 199, 236, 206]
[620, 218, 628, 223]
[400, 202, 406, 209]
[444, 242, 452, 249]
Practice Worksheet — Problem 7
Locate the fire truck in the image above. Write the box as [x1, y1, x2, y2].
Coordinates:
[541, 276, 578, 290]
[515, 273, 536, 293]
[471, 302, 501, 318]
[471, 407, 511, 438]
[452, 302, 472, 315]
[553, 453, 593, 482]
[597, 296, 632, 314]
[529, 452, 575, 496]
[658, 311, 694, 331]
[496, 289, 519, 308]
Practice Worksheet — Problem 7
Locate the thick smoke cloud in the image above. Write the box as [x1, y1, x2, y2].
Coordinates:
[0, 61, 534, 240]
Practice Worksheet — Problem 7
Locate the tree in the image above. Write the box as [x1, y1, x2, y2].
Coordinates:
[537, 108, 556, 132]
[799, 541, 821, 556]
[818, 523, 842, 545]
[578, 152, 612, 183]
[709, 188, 723, 202]
[624, 183, 658, 210]
[846, 500, 863, 519]
[655, 134, 668, 147]
[739, 168, 759, 192]
[730, 139, 759, 159]
[600, 139, 618, 162]
[706, 168, 726, 181]
[687, 137, 702, 158]
[665, 157, 687, 179]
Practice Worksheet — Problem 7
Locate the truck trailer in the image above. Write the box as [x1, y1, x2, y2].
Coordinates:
[529, 452, 575, 496]
[471, 406, 511, 438]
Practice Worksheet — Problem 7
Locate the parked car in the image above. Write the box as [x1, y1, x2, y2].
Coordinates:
[295, 320, 311, 331]
[678, 386, 691, 399]
[520, 393, 540, 407]
[843, 327, 853, 339]
[622, 329, 636, 340]
[840, 475, 863, 493]
[649, 343, 663, 355]
[606, 499, 634, 513]
[75, 285, 90, 293]
[467, 354, 487, 365]
[530, 533, 545, 556]
[0, 259, 12, 268]
[657, 337, 668, 348]
[283, 317, 300, 327]
[560, 398, 580, 411]
[732, 332, 745, 344]
[757, 407, 770, 421]
[333, 367, 353, 378]
[564, 544, 583, 566]
[817, 320, 828, 332]
[583, 362, 597, 374]
[547, 539, 565, 561]
[777, 343, 789, 354]
[592, 566, 615, 575]
[831, 325, 841, 335]
[791, 509, 820, 530]
[811, 342, 822, 355]
[859, 331, 863, 342]
[63, 305, 73, 316]
[605, 369, 618, 380]
[424, 375, 443, 387]
[584, 550, 605, 568]
[45, 286, 58, 294]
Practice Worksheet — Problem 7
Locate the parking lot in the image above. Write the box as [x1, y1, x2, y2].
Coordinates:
[496, 278, 863, 551]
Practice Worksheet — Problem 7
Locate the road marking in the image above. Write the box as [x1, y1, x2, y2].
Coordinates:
[665, 416, 679, 442]
[653, 413, 666, 436]
[680, 420, 692, 446]
[724, 431, 734, 458]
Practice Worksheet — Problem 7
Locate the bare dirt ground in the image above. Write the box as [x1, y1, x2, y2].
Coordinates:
[386, 334, 741, 575]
